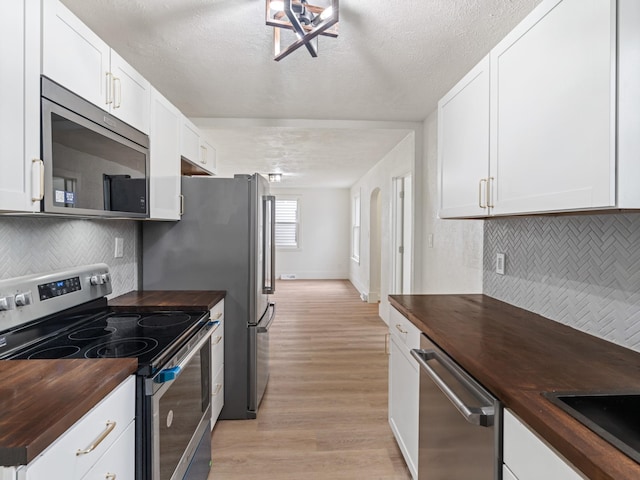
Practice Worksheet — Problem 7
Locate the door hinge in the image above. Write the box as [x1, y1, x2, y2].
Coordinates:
[398, 245, 404, 254]
[399, 190, 405, 199]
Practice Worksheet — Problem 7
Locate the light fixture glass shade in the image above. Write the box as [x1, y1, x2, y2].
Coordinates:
[268, 173, 283, 183]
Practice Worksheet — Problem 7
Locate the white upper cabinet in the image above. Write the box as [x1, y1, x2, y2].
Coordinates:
[438, 55, 491, 218]
[438, 0, 640, 218]
[42, 0, 150, 134]
[489, 0, 615, 215]
[0, 0, 41, 213]
[180, 117, 217, 176]
[149, 88, 181, 220]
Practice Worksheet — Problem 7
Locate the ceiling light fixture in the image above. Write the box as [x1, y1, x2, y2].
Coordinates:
[268, 173, 283, 182]
[265, 0, 339, 61]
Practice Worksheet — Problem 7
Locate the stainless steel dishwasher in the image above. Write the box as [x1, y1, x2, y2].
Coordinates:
[411, 333, 501, 479]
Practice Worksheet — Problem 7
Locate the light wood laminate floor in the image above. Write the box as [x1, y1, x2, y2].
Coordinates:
[209, 280, 411, 479]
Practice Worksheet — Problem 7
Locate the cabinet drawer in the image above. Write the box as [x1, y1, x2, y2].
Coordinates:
[26, 376, 135, 480]
[80, 420, 135, 480]
[210, 299, 224, 324]
[503, 409, 585, 480]
[389, 307, 421, 349]
[211, 365, 224, 429]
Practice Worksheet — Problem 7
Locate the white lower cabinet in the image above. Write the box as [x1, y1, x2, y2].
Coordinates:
[210, 299, 225, 430]
[16, 376, 135, 480]
[503, 409, 585, 480]
[388, 307, 420, 479]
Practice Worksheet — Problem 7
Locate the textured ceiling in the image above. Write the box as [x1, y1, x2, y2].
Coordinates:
[60, 0, 543, 187]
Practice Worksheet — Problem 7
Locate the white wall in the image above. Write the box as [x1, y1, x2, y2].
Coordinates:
[271, 187, 350, 280]
[419, 110, 484, 293]
[349, 132, 415, 322]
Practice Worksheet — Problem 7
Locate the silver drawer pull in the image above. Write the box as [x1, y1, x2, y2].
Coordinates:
[395, 324, 407, 334]
[76, 421, 116, 456]
[212, 384, 222, 395]
[211, 312, 222, 320]
[106, 474, 116, 480]
[212, 335, 222, 345]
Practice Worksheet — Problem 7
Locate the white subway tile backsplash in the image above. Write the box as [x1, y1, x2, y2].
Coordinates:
[484, 213, 640, 352]
[0, 217, 138, 298]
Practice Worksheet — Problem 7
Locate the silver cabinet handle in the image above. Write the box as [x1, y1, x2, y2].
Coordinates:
[200, 145, 207, 165]
[411, 349, 495, 426]
[479, 178, 487, 208]
[113, 77, 122, 109]
[212, 384, 222, 395]
[395, 324, 407, 334]
[384, 333, 390, 355]
[212, 335, 222, 345]
[106, 474, 116, 480]
[76, 421, 116, 456]
[487, 177, 495, 208]
[211, 312, 222, 320]
[105, 72, 113, 105]
[31, 159, 44, 202]
[179, 194, 185, 216]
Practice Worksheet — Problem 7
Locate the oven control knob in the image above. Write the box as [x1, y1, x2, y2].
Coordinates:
[14, 292, 32, 307]
[0, 296, 13, 311]
[90, 275, 104, 286]
[101, 273, 111, 284]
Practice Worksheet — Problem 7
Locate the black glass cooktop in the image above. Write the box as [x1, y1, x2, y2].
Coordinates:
[4, 310, 208, 374]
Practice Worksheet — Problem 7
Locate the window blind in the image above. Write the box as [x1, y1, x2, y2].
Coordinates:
[275, 199, 299, 248]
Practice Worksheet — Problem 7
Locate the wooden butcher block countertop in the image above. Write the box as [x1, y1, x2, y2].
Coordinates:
[109, 290, 225, 312]
[0, 359, 137, 466]
[389, 294, 640, 480]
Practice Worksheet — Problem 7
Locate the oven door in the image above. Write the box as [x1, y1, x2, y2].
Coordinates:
[150, 332, 212, 480]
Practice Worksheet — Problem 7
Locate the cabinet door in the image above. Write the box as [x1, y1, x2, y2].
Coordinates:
[388, 335, 419, 479]
[79, 421, 135, 480]
[110, 50, 151, 134]
[181, 117, 201, 165]
[42, 0, 110, 109]
[438, 55, 490, 218]
[210, 299, 224, 430]
[200, 140, 217, 175]
[0, 0, 40, 213]
[149, 88, 181, 220]
[489, 0, 615, 215]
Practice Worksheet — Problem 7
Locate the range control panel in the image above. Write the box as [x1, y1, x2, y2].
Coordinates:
[0, 264, 112, 332]
[38, 276, 82, 301]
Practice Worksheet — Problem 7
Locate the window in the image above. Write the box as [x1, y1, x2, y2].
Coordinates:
[352, 193, 360, 262]
[275, 198, 300, 248]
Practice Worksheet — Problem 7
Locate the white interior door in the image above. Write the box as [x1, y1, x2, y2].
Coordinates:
[392, 174, 412, 294]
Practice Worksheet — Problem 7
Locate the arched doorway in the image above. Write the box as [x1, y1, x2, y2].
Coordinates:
[369, 188, 382, 303]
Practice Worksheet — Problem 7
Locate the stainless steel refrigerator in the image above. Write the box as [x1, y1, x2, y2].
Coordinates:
[142, 174, 276, 420]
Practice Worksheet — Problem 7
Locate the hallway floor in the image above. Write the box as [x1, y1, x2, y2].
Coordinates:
[208, 279, 411, 479]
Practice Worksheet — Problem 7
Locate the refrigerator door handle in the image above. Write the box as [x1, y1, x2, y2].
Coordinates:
[263, 195, 276, 294]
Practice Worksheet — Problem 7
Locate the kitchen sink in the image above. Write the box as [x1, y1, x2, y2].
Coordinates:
[544, 392, 640, 463]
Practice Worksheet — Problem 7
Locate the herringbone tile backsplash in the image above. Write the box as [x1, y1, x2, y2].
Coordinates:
[484, 213, 640, 352]
[0, 217, 138, 298]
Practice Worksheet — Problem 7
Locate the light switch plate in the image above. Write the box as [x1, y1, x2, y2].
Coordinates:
[496, 253, 505, 275]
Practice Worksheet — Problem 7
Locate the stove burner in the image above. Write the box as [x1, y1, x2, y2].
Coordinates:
[68, 326, 116, 341]
[85, 338, 159, 359]
[138, 313, 192, 328]
[106, 314, 141, 324]
[28, 345, 81, 359]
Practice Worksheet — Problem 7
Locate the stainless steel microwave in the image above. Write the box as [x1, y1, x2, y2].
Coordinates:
[41, 76, 150, 218]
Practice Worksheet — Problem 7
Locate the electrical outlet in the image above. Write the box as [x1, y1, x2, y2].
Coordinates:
[496, 253, 505, 275]
[114, 237, 124, 258]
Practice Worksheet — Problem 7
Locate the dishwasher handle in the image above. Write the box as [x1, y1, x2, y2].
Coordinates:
[411, 348, 495, 427]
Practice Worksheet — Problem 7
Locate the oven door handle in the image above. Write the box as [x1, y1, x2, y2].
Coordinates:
[154, 326, 213, 384]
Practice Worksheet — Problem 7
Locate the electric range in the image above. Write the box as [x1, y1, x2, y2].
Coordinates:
[0, 264, 215, 480]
